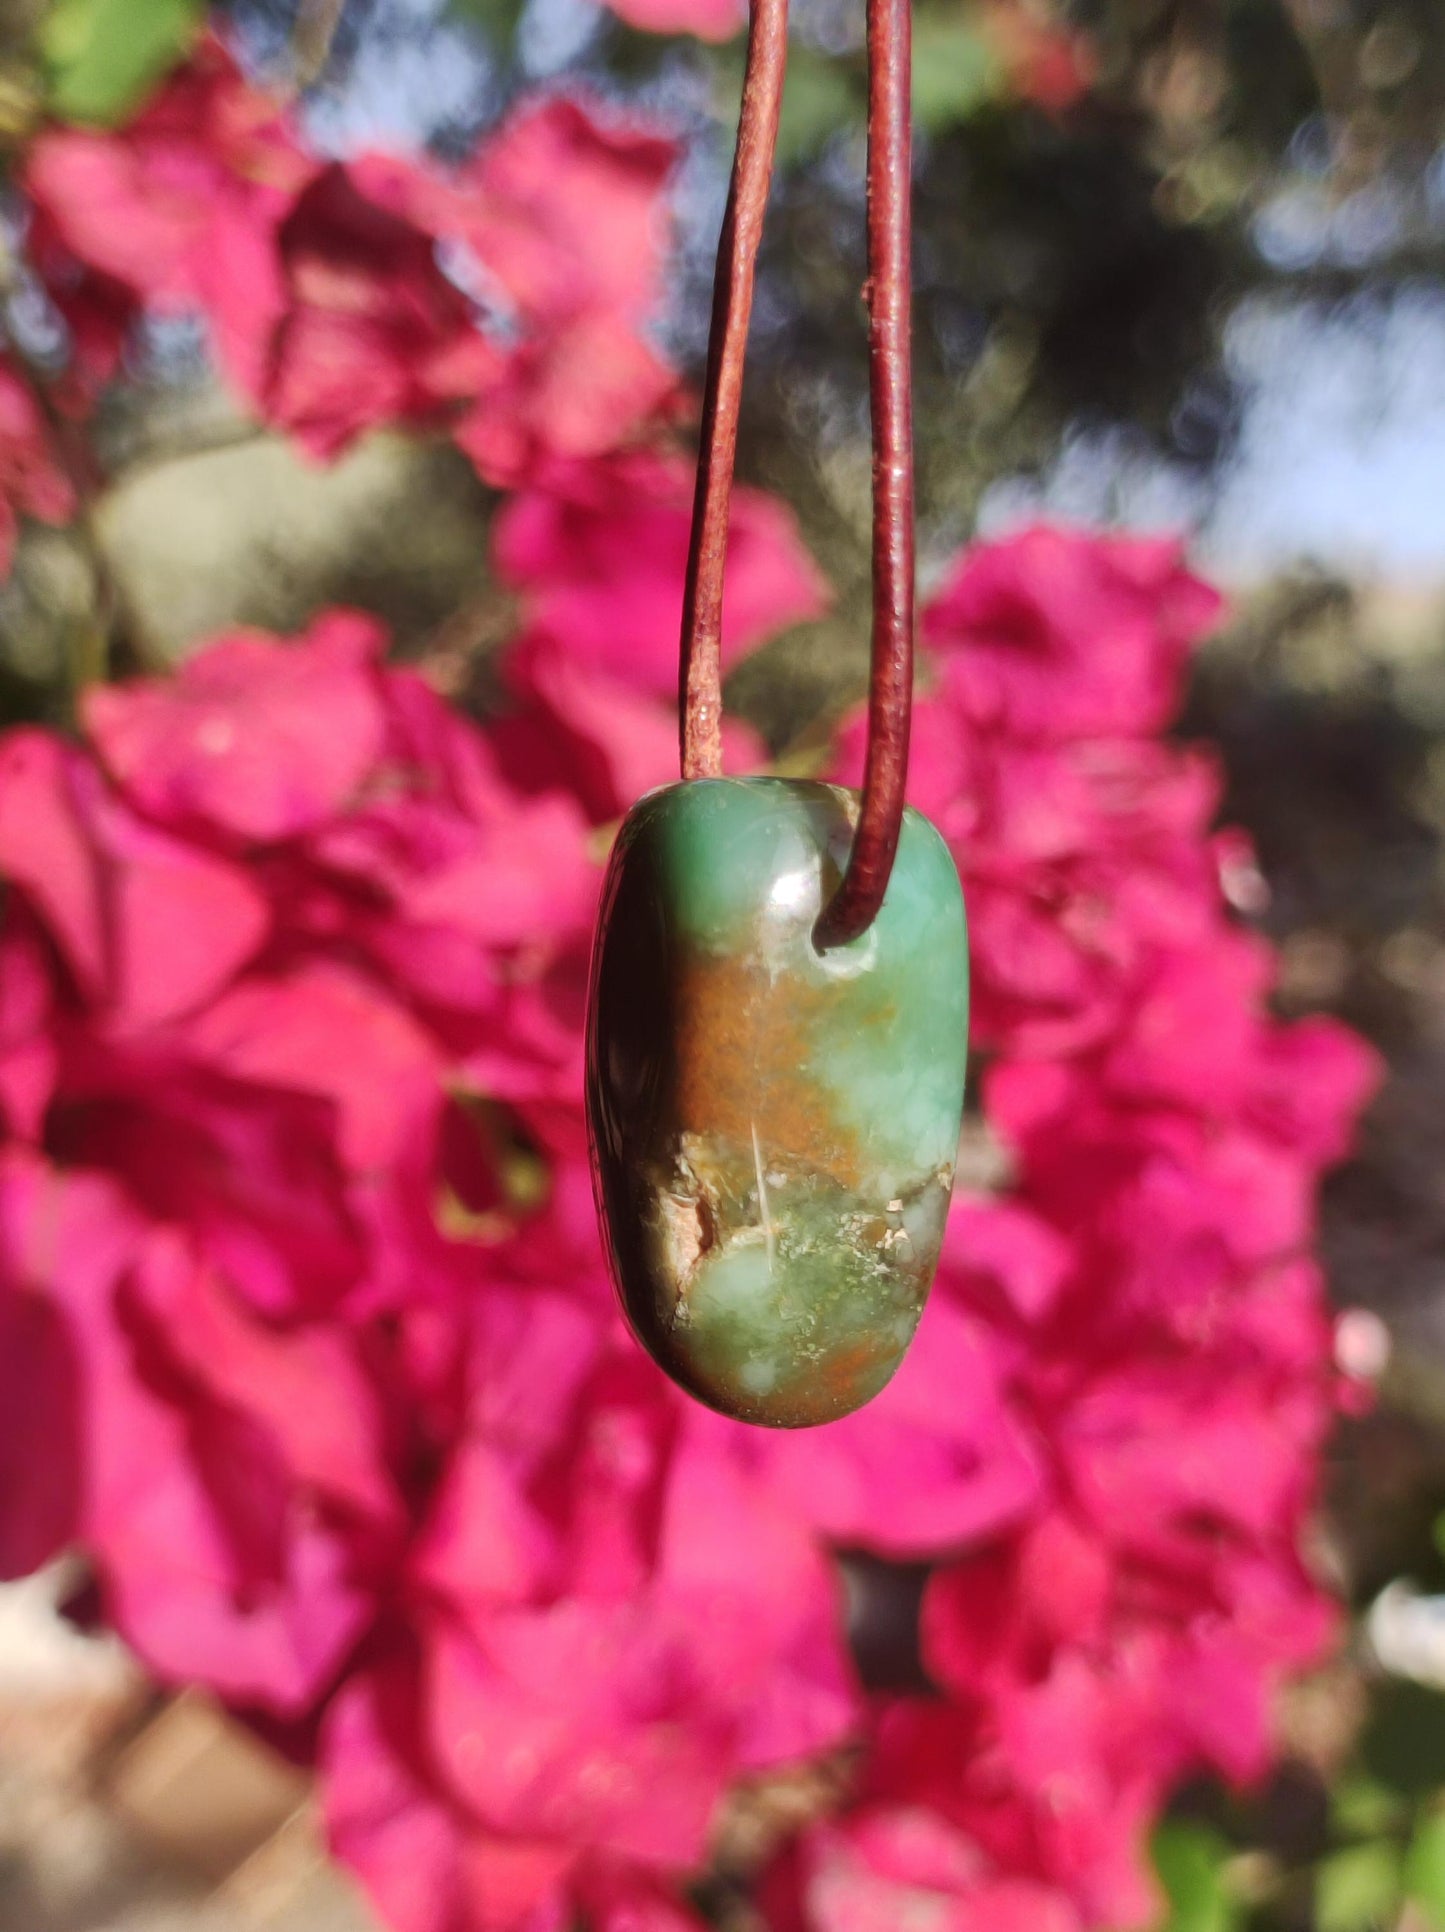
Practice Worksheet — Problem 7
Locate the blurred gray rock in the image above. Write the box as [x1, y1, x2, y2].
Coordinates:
[95, 429, 495, 665]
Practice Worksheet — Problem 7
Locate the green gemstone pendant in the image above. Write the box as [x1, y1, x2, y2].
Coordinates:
[585, 777, 969, 1428]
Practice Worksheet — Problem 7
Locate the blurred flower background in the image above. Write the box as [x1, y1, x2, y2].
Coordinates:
[0, 1, 1442, 1930]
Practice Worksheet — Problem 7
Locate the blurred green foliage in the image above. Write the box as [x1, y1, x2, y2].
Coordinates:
[40, 0, 204, 122]
[711, 7, 1000, 165]
[1147, 1684, 1445, 1931]
[1315, 1842, 1402, 1932]
[1153, 1822, 1246, 1932]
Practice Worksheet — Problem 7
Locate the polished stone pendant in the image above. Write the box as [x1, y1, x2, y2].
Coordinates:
[585, 777, 969, 1428]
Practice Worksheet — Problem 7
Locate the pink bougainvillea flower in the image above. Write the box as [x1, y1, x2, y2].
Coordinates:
[834, 678, 1234, 1061]
[425, 1605, 730, 1862]
[25, 35, 314, 297]
[320, 1256, 858, 1932]
[411, 1279, 859, 1775]
[923, 525, 1222, 742]
[321, 1638, 715, 1932]
[321, 1644, 578, 1932]
[752, 1274, 1044, 1559]
[260, 165, 500, 461]
[486, 452, 806, 825]
[0, 900, 60, 1142]
[0, 729, 269, 1029]
[768, 526, 1379, 1932]
[0, 1151, 380, 1708]
[0, 565, 854, 1928]
[494, 452, 828, 692]
[81, 606, 599, 1065]
[26, 55, 679, 478]
[0, 618, 586, 1711]
[181, 959, 449, 1172]
[454, 309, 677, 489]
[493, 632, 767, 825]
[0, 357, 76, 576]
[444, 98, 677, 366]
[85, 611, 390, 842]
[0, 511, 1378, 1932]
[0, 1153, 82, 1580]
[299, 95, 681, 478]
[892, 1500, 1334, 1920]
[762, 1801, 1085, 1932]
[24, 34, 314, 398]
[599, 0, 747, 42]
[439, 96, 680, 483]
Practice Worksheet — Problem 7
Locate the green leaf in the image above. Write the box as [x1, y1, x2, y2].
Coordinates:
[1430, 1511, 1445, 1567]
[447, 0, 546, 55]
[909, 10, 999, 135]
[446, 0, 516, 27]
[1151, 1821, 1241, 1932]
[1333, 1775, 1408, 1839]
[708, 40, 860, 166]
[777, 47, 861, 163]
[1406, 1811, 1445, 1927]
[40, 0, 204, 126]
[1315, 1842, 1402, 1932]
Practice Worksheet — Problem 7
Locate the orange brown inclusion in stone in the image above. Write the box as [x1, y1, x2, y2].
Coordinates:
[585, 778, 969, 1428]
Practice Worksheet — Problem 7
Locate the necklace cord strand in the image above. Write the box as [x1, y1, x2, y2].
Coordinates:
[679, 0, 915, 950]
[813, 0, 914, 948]
[678, 0, 790, 781]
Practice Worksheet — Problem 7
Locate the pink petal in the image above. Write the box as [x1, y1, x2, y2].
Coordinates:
[0, 729, 268, 1026]
[425, 1606, 724, 1868]
[0, 1156, 82, 1577]
[85, 612, 389, 843]
[494, 455, 827, 694]
[757, 1294, 1043, 1558]
[322, 1651, 576, 1932]
[181, 959, 446, 1169]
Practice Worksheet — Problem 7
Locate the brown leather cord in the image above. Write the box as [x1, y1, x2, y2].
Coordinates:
[811, 0, 913, 948]
[678, 0, 790, 780]
[679, 0, 915, 948]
